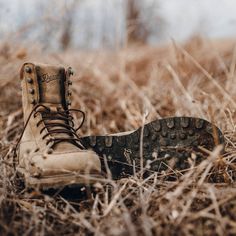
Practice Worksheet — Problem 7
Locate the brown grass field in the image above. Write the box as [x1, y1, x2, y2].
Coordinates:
[1, 37, 236, 235]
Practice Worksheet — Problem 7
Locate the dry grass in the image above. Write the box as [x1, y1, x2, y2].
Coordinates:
[1, 37, 236, 235]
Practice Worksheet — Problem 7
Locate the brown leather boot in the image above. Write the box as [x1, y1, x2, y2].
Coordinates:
[15, 62, 101, 189]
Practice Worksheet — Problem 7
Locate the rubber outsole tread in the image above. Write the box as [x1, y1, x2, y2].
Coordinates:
[80, 117, 225, 179]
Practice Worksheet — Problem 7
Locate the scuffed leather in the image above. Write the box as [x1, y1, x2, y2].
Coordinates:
[19, 62, 101, 177]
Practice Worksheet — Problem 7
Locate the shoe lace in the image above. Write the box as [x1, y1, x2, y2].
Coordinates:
[13, 104, 85, 163]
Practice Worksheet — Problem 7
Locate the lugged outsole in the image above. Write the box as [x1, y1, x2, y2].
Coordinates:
[80, 117, 225, 179]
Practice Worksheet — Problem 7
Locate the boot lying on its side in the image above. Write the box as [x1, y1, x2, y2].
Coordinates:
[15, 63, 102, 189]
[80, 117, 225, 179]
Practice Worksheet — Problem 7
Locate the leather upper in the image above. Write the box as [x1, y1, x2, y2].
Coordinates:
[18, 62, 101, 176]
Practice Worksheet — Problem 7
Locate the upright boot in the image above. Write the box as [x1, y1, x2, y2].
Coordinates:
[80, 117, 225, 179]
[16, 63, 101, 189]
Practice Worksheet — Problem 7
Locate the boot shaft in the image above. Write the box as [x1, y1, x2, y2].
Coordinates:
[20, 62, 73, 122]
[17, 63, 102, 188]
[19, 63, 78, 151]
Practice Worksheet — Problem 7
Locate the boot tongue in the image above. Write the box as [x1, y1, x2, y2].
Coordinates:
[36, 64, 65, 105]
[35, 65, 79, 151]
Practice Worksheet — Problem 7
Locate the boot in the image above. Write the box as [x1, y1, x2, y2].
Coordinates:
[15, 62, 101, 189]
[80, 117, 225, 179]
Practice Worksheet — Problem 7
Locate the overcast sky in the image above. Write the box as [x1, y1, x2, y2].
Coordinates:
[0, 0, 236, 49]
[159, 0, 236, 41]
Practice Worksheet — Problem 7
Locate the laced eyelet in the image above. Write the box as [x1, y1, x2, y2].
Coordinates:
[14, 104, 87, 160]
[30, 98, 36, 105]
[47, 148, 53, 154]
[46, 138, 54, 145]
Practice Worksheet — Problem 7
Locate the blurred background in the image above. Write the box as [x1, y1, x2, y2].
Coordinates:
[0, 0, 236, 51]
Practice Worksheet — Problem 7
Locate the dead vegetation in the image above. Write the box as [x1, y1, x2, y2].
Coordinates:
[1, 37, 236, 235]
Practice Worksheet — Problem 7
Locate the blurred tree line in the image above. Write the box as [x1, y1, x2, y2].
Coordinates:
[0, 0, 164, 50]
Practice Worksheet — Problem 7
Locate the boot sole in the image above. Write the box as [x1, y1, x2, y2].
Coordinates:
[17, 167, 104, 190]
[80, 117, 225, 179]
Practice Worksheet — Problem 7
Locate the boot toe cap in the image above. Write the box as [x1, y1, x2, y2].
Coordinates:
[27, 150, 101, 177]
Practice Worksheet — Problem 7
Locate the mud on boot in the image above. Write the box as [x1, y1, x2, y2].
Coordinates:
[14, 63, 102, 190]
[80, 117, 225, 179]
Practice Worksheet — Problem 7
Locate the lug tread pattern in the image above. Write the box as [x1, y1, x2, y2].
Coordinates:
[80, 117, 225, 179]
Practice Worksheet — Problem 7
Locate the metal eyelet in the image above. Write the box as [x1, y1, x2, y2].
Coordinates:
[68, 67, 74, 76]
[27, 78, 33, 83]
[25, 66, 32, 73]
[47, 148, 53, 154]
[29, 88, 35, 94]
[30, 98, 36, 105]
